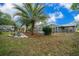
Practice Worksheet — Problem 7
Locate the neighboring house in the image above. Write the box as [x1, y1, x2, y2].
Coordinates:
[52, 22, 77, 33]
[20, 25, 26, 32]
[34, 22, 43, 33]
[0, 25, 14, 32]
[34, 21, 77, 33]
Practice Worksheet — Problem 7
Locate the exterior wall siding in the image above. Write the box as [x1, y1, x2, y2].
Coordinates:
[53, 26, 76, 33]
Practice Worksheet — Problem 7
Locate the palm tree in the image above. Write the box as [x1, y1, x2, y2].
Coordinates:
[14, 3, 48, 35]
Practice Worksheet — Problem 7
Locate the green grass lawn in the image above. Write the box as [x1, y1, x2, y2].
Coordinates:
[0, 32, 79, 56]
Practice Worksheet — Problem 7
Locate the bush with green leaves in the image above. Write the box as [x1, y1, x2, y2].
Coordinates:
[0, 31, 2, 35]
[42, 26, 52, 35]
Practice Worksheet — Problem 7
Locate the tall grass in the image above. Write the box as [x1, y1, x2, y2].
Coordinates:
[0, 32, 79, 56]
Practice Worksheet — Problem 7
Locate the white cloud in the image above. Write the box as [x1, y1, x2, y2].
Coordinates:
[0, 3, 21, 19]
[54, 12, 64, 18]
[48, 12, 64, 24]
[0, 3, 14, 13]
[48, 14, 56, 22]
[60, 3, 72, 9]
[74, 14, 79, 22]
[46, 3, 72, 9]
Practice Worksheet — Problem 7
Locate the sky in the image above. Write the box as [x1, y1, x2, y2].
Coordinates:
[44, 3, 79, 25]
[0, 3, 79, 26]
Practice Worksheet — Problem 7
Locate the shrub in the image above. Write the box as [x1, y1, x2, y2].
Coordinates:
[0, 31, 2, 35]
[42, 26, 52, 35]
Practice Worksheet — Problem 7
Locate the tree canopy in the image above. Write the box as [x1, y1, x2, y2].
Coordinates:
[0, 11, 14, 25]
[71, 3, 79, 10]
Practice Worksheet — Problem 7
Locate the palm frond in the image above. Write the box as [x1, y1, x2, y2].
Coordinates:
[14, 4, 31, 18]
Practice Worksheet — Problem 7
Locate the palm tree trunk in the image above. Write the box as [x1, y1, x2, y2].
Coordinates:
[31, 20, 35, 35]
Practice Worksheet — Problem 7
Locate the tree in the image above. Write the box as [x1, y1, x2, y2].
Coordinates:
[71, 3, 79, 31]
[14, 3, 48, 35]
[0, 11, 14, 25]
[71, 3, 79, 10]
